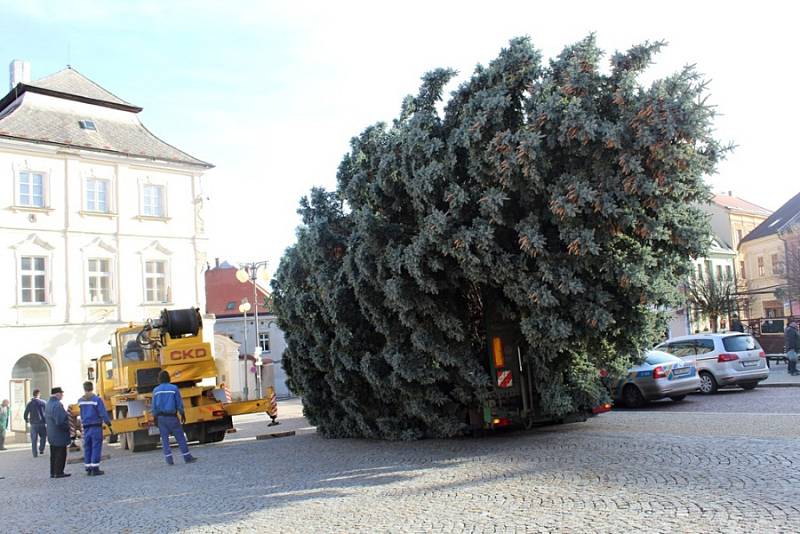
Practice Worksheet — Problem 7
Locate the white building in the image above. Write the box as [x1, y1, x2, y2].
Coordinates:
[0, 60, 212, 420]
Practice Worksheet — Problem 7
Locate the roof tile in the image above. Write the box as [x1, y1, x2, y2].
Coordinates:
[0, 66, 211, 168]
[712, 194, 773, 217]
[0, 104, 211, 167]
[29, 67, 133, 107]
[740, 191, 800, 243]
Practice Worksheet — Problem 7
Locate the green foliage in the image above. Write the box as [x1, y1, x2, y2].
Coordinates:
[272, 35, 722, 439]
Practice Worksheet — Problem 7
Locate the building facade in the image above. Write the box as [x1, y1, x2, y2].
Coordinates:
[739, 191, 800, 320]
[204, 260, 290, 397]
[0, 61, 212, 419]
[706, 193, 773, 252]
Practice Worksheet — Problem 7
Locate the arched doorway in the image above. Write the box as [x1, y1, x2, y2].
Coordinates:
[12, 354, 52, 395]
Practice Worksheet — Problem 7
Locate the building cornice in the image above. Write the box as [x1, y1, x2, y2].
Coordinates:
[0, 226, 208, 243]
[0, 136, 211, 173]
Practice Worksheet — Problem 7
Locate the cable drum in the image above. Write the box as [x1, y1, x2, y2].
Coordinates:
[161, 308, 202, 338]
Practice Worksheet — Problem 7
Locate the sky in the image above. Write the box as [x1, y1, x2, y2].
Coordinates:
[0, 1, 796, 277]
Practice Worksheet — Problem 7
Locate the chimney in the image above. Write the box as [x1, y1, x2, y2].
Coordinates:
[9, 59, 31, 90]
[728, 191, 733, 196]
[215, 257, 220, 268]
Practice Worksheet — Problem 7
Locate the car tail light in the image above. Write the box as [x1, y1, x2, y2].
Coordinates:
[717, 353, 739, 362]
[212, 410, 226, 417]
[758, 351, 766, 358]
[492, 337, 505, 368]
[592, 403, 612, 414]
[492, 417, 512, 427]
[652, 366, 667, 379]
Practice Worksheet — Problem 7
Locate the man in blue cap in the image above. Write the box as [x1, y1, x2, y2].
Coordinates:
[151, 370, 197, 465]
[78, 381, 113, 476]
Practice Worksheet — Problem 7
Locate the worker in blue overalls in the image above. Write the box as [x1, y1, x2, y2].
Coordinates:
[78, 381, 113, 476]
[151, 370, 197, 465]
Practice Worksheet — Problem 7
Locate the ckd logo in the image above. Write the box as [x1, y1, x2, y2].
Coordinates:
[169, 348, 207, 361]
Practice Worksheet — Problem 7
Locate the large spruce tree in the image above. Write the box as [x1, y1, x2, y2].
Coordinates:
[272, 36, 722, 439]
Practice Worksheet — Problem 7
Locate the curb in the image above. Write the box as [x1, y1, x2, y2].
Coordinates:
[760, 382, 800, 388]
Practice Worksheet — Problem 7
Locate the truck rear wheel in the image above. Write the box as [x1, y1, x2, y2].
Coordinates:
[115, 407, 129, 450]
[197, 418, 231, 444]
[108, 410, 119, 444]
[201, 430, 226, 444]
[127, 430, 159, 453]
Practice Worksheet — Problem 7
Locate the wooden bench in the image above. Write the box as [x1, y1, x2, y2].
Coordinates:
[766, 353, 788, 364]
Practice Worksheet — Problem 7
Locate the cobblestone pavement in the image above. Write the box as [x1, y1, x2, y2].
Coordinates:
[2, 397, 800, 533]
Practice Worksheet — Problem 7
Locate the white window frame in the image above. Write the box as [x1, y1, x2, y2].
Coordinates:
[144, 259, 170, 304]
[17, 170, 48, 208]
[20, 255, 49, 304]
[258, 332, 270, 353]
[85, 177, 111, 213]
[86, 258, 114, 304]
[141, 183, 166, 217]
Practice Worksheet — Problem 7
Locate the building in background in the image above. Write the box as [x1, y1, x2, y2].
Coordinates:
[706, 192, 773, 253]
[739, 191, 800, 321]
[668, 237, 737, 337]
[205, 259, 290, 397]
[704, 192, 772, 297]
[0, 60, 212, 414]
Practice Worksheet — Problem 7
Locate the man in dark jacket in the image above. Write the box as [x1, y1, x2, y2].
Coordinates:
[731, 314, 745, 333]
[785, 321, 800, 375]
[24, 389, 47, 457]
[44, 387, 71, 478]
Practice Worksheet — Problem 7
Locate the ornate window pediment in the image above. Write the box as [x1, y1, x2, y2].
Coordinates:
[137, 240, 173, 257]
[81, 237, 117, 255]
[11, 233, 55, 253]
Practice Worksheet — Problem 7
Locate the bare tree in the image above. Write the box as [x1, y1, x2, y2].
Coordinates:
[686, 274, 737, 332]
[776, 234, 800, 311]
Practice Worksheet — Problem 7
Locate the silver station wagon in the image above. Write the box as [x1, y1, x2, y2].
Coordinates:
[655, 333, 769, 394]
[610, 350, 701, 408]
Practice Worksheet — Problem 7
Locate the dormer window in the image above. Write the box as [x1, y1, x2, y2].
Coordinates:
[79, 120, 97, 131]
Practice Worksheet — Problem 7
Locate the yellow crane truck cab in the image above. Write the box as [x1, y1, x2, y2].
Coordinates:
[72, 308, 277, 452]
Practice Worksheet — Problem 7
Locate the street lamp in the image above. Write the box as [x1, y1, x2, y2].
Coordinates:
[236, 261, 269, 398]
[238, 298, 251, 400]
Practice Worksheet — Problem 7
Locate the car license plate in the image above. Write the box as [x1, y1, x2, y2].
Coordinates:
[148, 426, 160, 436]
[742, 361, 758, 367]
[672, 367, 690, 376]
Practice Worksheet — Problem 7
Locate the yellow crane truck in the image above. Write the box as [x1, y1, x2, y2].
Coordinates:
[74, 308, 278, 452]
